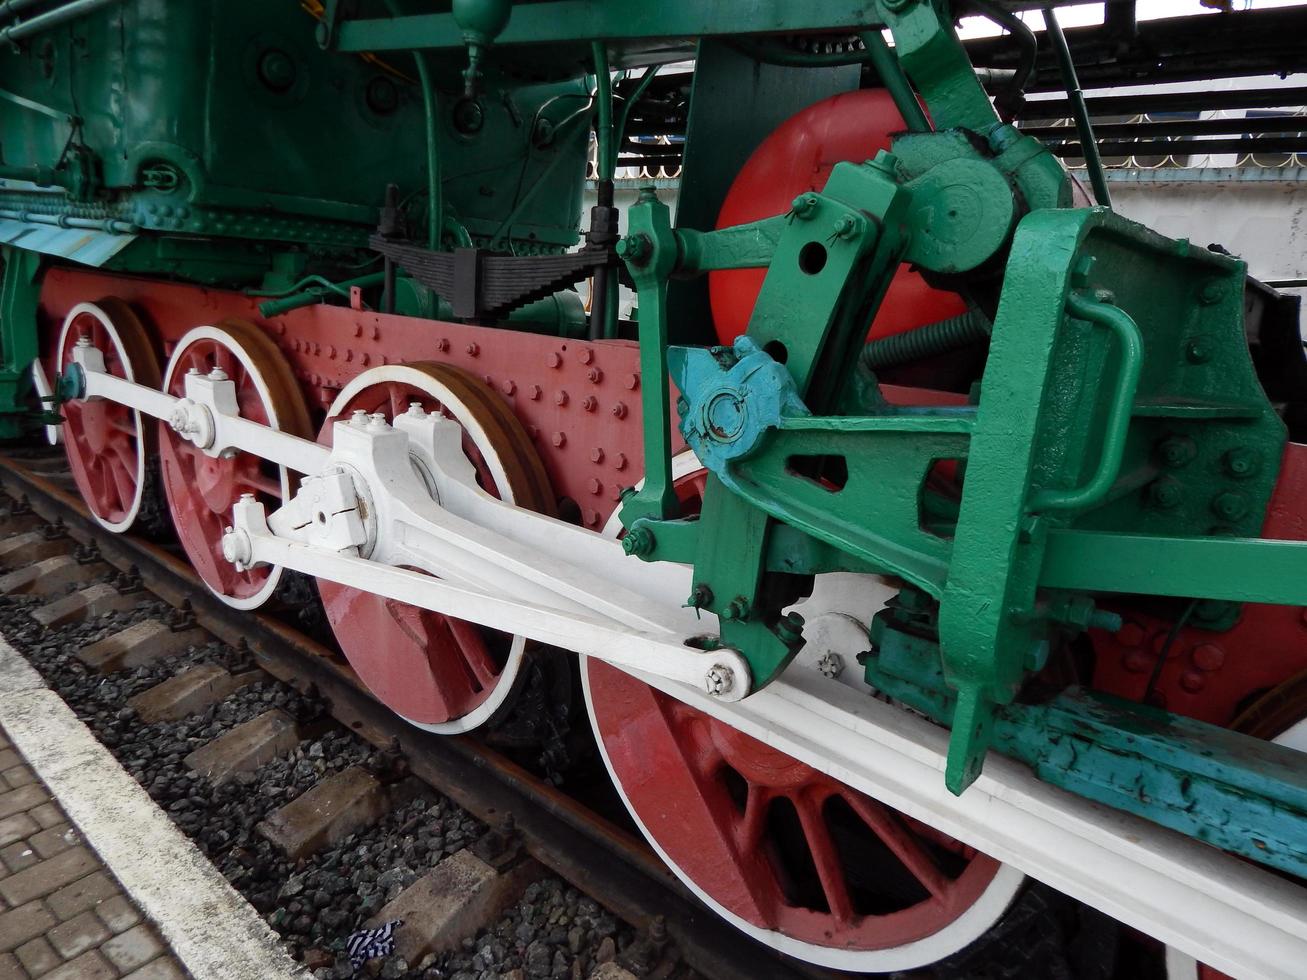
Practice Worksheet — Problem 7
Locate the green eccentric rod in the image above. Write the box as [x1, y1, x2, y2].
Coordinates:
[257, 272, 385, 317]
[1042, 6, 1111, 207]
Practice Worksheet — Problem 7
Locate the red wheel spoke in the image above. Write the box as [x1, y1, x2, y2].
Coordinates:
[446, 617, 501, 688]
[794, 793, 857, 924]
[239, 470, 283, 499]
[844, 793, 950, 899]
[737, 783, 772, 851]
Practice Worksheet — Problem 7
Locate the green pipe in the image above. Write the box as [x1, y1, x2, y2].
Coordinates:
[615, 65, 659, 156]
[1028, 293, 1141, 512]
[0, 0, 122, 44]
[383, 0, 442, 248]
[591, 42, 614, 180]
[257, 271, 385, 317]
[0, 208, 135, 233]
[862, 32, 930, 132]
[1043, 7, 1111, 207]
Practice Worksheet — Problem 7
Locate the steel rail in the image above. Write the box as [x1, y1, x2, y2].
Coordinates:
[0, 451, 841, 980]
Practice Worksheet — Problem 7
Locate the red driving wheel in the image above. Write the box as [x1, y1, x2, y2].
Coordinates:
[316, 362, 554, 733]
[158, 320, 312, 609]
[58, 299, 162, 532]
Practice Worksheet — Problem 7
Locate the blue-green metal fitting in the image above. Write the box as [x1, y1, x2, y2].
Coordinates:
[865, 611, 1307, 878]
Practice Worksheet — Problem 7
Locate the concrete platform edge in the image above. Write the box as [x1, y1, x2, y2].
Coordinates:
[0, 635, 310, 980]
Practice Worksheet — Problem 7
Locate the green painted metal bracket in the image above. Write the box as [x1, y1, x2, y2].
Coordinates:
[618, 187, 679, 525]
[0, 246, 42, 439]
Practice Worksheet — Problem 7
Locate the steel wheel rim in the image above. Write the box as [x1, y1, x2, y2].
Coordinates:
[582, 452, 1024, 971]
[57, 300, 160, 533]
[318, 362, 554, 734]
[159, 322, 310, 610]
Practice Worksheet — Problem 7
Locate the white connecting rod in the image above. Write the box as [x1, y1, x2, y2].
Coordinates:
[229, 494, 748, 698]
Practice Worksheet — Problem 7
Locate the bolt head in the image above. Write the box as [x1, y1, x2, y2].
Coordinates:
[351, 409, 369, 426]
[75, 334, 91, 348]
[1211, 490, 1249, 522]
[704, 665, 734, 697]
[590, 448, 605, 463]
[1185, 337, 1212, 364]
[815, 652, 845, 678]
[554, 390, 568, 406]
[406, 401, 426, 417]
[551, 431, 566, 448]
[466, 343, 480, 356]
[208, 366, 228, 381]
[611, 402, 627, 419]
[1222, 447, 1260, 480]
[582, 396, 597, 412]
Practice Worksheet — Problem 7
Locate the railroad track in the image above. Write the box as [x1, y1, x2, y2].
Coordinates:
[0, 446, 849, 980]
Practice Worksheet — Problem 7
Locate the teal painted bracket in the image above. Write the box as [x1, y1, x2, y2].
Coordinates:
[866, 613, 1307, 879]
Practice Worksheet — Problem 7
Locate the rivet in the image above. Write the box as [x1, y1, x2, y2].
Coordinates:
[588, 368, 603, 384]
[555, 390, 569, 406]
[1185, 337, 1212, 364]
[579, 348, 594, 365]
[1191, 643, 1225, 672]
[591, 448, 605, 463]
[552, 432, 566, 447]
[467, 343, 480, 357]
[588, 478, 602, 495]
[582, 396, 597, 412]
[1122, 650, 1151, 674]
[547, 352, 562, 368]
[624, 374, 639, 390]
[609, 486, 622, 502]
[483, 374, 493, 385]
[329, 346, 337, 359]
[611, 401, 627, 419]
[615, 453, 628, 471]
[1179, 669, 1206, 693]
[528, 385, 542, 401]
[1211, 490, 1249, 522]
[584, 510, 600, 527]
[437, 338, 450, 353]
[361, 352, 371, 365]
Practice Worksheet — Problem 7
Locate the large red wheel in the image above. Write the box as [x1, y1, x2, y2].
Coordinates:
[158, 321, 312, 609]
[316, 363, 555, 733]
[58, 300, 161, 532]
[583, 454, 1023, 971]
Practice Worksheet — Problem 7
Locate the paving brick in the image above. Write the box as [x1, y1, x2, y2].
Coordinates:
[28, 806, 61, 831]
[29, 826, 78, 861]
[0, 785, 47, 821]
[0, 556, 81, 597]
[47, 910, 110, 960]
[128, 664, 260, 724]
[92, 895, 138, 935]
[184, 709, 301, 784]
[31, 584, 133, 629]
[100, 923, 163, 974]
[0, 815, 39, 849]
[1, 767, 35, 791]
[0, 951, 19, 978]
[371, 848, 543, 967]
[41, 948, 116, 980]
[258, 765, 388, 860]
[0, 848, 98, 907]
[0, 751, 19, 774]
[78, 621, 205, 674]
[0, 900, 57, 953]
[46, 873, 117, 922]
[0, 842, 39, 875]
[16, 934, 61, 975]
[122, 958, 186, 980]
